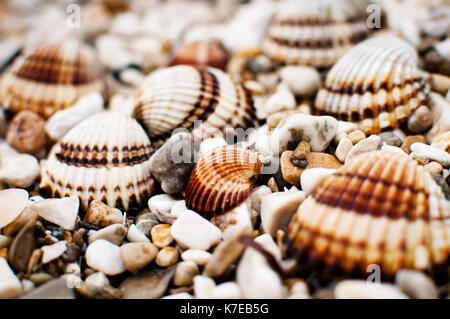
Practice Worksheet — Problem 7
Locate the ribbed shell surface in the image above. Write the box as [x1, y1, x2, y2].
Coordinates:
[185, 145, 262, 217]
[0, 40, 103, 118]
[315, 35, 430, 134]
[287, 151, 450, 277]
[132, 65, 256, 146]
[40, 111, 154, 211]
[261, 0, 369, 68]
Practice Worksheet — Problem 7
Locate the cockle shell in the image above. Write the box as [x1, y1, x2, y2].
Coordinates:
[287, 150, 450, 277]
[132, 65, 256, 146]
[0, 40, 103, 118]
[315, 35, 430, 135]
[185, 145, 262, 217]
[40, 111, 155, 211]
[261, 0, 369, 68]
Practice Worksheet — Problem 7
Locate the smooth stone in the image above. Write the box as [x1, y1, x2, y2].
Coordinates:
[261, 191, 306, 237]
[212, 282, 243, 299]
[401, 135, 426, 154]
[127, 224, 150, 242]
[395, 269, 438, 299]
[8, 219, 35, 273]
[335, 280, 408, 299]
[32, 196, 79, 231]
[0, 235, 12, 249]
[0, 152, 40, 188]
[426, 92, 450, 142]
[21, 278, 75, 299]
[335, 137, 353, 162]
[120, 242, 158, 272]
[249, 186, 271, 214]
[119, 267, 175, 299]
[300, 168, 337, 196]
[148, 194, 183, 224]
[193, 275, 216, 299]
[261, 83, 296, 118]
[163, 292, 194, 299]
[41, 241, 67, 264]
[65, 263, 80, 275]
[174, 260, 199, 287]
[0, 188, 28, 229]
[347, 130, 366, 144]
[279, 65, 320, 96]
[0, 257, 22, 298]
[430, 73, 450, 95]
[85, 272, 110, 288]
[424, 161, 444, 174]
[150, 224, 173, 248]
[149, 132, 197, 194]
[293, 141, 311, 159]
[85, 240, 126, 276]
[84, 200, 123, 227]
[334, 121, 358, 144]
[2, 207, 38, 237]
[21, 279, 35, 294]
[88, 224, 127, 246]
[345, 135, 381, 163]
[379, 131, 403, 147]
[6, 111, 46, 154]
[170, 210, 222, 250]
[381, 143, 409, 157]
[181, 249, 212, 266]
[155, 247, 179, 267]
[270, 114, 338, 154]
[431, 131, 450, 153]
[410, 143, 450, 167]
[407, 106, 433, 133]
[210, 201, 253, 239]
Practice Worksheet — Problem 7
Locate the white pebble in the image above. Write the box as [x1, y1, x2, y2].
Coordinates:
[0, 188, 29, 229]
[0, 151, 40, 188]
[381, 143, 408, 157]
[31, 196, 79, 231]
[345, 135, 381, 163]
[212, 282, 243, 299]
[163, 292, 194, 299]
[279, 65, 321, 96]
[0, 257, 22, 299]
[126, 224, 150, 242]
[85, 272, 110, 288]
[335, 137, 353, 162]
[41, 241, 67, 264]
[85, 240, 125, 276]
[193, 275, 216, 299]
[301, 168, 337, 196]
[410, 142, 450, 167]
[335, 280, 408, 299]
[181, 249, 212, 266]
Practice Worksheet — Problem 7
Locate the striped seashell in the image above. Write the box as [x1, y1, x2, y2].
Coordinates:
[0, 40, 103, 118]
[132, 65, 256, 147]
[287, 151, 450, 278]
[39, 111, 155, 211]
[261, 0, 369, 68]
[185, 145, 262, 217]
[315, 35, 430, 135]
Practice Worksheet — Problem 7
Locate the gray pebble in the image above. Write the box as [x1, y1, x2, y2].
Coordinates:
[379, 131, 402, 147]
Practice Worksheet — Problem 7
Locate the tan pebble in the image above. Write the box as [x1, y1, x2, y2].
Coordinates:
[156, 247, 179, 267]
[430, 73, 450, 94]
[244, 80, 264, 95]
[335, 137, 353, 162]
[6, 111, 46, 154]
[294, 141, 310, 159]
[348, 130, 366, 144]
[120, 242, 158, 272]
[424, 161, 443, 174]
[174, 260, 199, 287]
[2, 207, 38, 237]
[345, 135, 381, 163]
[181, 249, 212, 266]
[84, 200, 123, 227]
[150, 224, 173, 249]
[266, 110, 301, 129]
[0, 248, 7, 260]
[267, 177, 279, 192]
[395, 269, 438, 299]
[401, 135, 426, 154]
[431, 132, 450, 153]
[87, 224, 127, 246]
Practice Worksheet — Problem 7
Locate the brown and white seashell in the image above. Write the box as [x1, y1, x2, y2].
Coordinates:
[132, 65, 256, 146]
[315, 35, 430, 135]
[169, 41, 228, 70]
[0, 40, 104, 118]
[261, 0, 369, 68]
[39, 111, 155, 211]
[287, 150, 450, 278]
[185, 145, 262, 218]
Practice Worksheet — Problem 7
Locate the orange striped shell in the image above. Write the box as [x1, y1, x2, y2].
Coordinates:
[185, 145, 262, 217]
[315, 35, 430, 134]
[287, 150, 450, 278]
[0, 40, 103, 118]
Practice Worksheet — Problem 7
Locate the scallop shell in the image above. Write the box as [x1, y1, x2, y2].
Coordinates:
[0, 40, 103, 118]
[261, 0, 370, 68]
[185, 145, 262, 217]
[132, 65, 256, 146]
[287, 151, 450, 278]
[39, 111, 155, 211]
[315, 35, 430, 135]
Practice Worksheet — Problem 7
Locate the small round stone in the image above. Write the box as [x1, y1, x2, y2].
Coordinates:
[150, 224, 174, 249]
[174, 260, 199, 287]
[6, 110, 46, 154]
[347, 130, 366, 144]
[293, 141, 311, 159]
[424, 161, 443, 174]
[156, 247, 179, 267]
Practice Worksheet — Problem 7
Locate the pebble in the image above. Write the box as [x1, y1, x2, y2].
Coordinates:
[88, 224, 127, 246]
[119, 266, 175, 299]
[148, 194, 184, 224]
[244, 80, 265, 95]
[213, 282, 243, 299]
[407, 105, 433, 133]
[21, 278, 75, 299]
[293, 141, 311, 159]
[395, 269, 438, 299]
[0, 143, 40, 188]
[170, 210, 222, 250]
[150, 224, 173, 248]
[334, 121, 358, 144]
[270, 114, 338, 154]
[430, 73, 450, 95]
[6, 111, 46, 154]
[261, 83, 296, 118]
[27, 272, 54, 286]
[401, 135, 426, 154]
[424, 161, 444, 174]
[84, 200, 123, 227]
[335, 137, 353, 162]
[120, 242, 158, 272]
[286, 278, 310, 299]
[249, 185, 271, 214]
[426, 92, 450, 142]
[65, 263, 80, 275]
[335, 280, 408, 299]
[41, 241, 67, 264]
[381, 143, 409, 157]
[126, 224, 150, 242]
[8, 219, 35, 273]
[85, 272, 110, 288]
[193, 275, 216, 299]
[261, 190, 306, 237]
[163, 292, 194, 299]
[156, 247, 179, 267]
[45, 93, 104, 141]
[149, 132, 197, 193]
[199, 137, 227, 157]
[210, 201, 253, 239]
[21, 279, 35, 294]
[26, 249, 42, 274]
[0, 109, 6, 137]
[85, 239, 126, 276]
[181, 249, 212, 266]
[267, 177, 279, 192]
[301, 168, 337, 196]
[3, 206, 38, 237]
[0, 188, 28, 229]
[174, 260, 199, 287]
[410, 143, 450, 167]
[0, 235, 12, 249]
[279, 65, 321, 96]
[432, 132, 450, 153]
[347, 130, 366, 144]
[379, 131, 403, 147]
[345, 135, 381, 163]
[0, 257, 22, 298]
[31, 196, 79, 231]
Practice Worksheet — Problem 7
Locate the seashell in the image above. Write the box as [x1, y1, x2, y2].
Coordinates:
[315, 35, 430, 135]
[287, 151, 450, 278]
[170, 41, 228, 70]
[39, 111, 155, 211]
[261, 0, 370, 68]
[0, 40, 104, 118]
[431, 132, 450, 154]
[185, 145, 262, 218]
[132, 65, 256, 147]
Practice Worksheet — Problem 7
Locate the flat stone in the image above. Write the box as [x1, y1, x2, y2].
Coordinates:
[345, 135, 381, 163]
[88, 224, 127, 246]
[401, 135, 426, 154]
[2, 207, 38, 237]
[8, 219, 35, 273]
[32, 196, 79, 231]
[21, 278, 75, 299]
[85, 239, 126, 276]
[210, 201, 253, 239]
[0, 151, 40, 188]
[120, 242, 158, 272]
[148, 194, 184, 224]
[85, 272, 110, 288]
[379, 131, 403, 147]
[127, 224, 150, 242]
[0, 257, 22, 298]
[119, 266, 175, 299]
[347, 130, 366, 144]
[41, 241, 67, 264]
[0, 188, 28, 229]
[84, 200, 123, 227]
[335, 137, 353, 162]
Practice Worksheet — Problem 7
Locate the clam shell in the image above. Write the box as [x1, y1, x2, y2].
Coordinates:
[132, 65, 256, 146]
[0, 40, 103, 118]
[185, 145, 262, 217]
[39, 111, 155, 211]
[261, 0, 369, 68]
[315, 35, 430, 134]
[287, 151, 450, 277]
